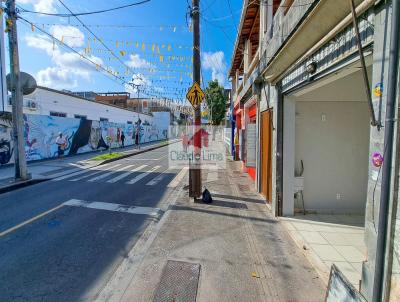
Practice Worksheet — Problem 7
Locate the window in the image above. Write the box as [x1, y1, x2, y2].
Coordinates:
[100, 117, 108, 122]
[74, 114, 87, 120]
[127, 121, 133, 124]
[50, 111, 67, 117]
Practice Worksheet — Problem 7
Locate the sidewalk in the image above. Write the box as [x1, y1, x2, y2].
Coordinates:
[0, 139, 174, 190]
[108, 159, 326, 302]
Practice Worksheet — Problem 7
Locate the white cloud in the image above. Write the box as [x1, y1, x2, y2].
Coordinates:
[202, 51, 227, 86]
[125, 73, 151, 95]
[50, 25, 85, 47]
[18, 0, 57, 14]
[25, 34, 58, 55]
[125, 54, 153, 69]
[37, 67, 77, 89]
[24, 32, 104, 89]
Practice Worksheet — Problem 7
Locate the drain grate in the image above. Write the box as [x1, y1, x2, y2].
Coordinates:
[153, 260, 201, 302]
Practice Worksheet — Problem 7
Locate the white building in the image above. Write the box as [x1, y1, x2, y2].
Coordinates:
[5, 86, 150, 124]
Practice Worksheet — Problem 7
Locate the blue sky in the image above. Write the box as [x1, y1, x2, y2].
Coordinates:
[10, 0, 242, 103]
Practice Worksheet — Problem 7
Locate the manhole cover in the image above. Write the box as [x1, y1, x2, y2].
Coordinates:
[153, 260, 201, 302]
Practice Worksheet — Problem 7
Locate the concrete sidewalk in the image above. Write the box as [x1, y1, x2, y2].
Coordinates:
[104, 159, 326, 302]
[0, 139, 174, 191]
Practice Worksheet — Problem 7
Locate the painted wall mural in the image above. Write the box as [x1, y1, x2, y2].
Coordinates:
[0, 111, 170, 165]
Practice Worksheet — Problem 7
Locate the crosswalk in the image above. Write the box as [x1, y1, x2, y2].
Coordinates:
[49, 163, 188, 187]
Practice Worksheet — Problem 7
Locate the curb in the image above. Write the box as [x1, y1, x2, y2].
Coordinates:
[0, 139, 180, 194]
[98, 139, 179, 166]
[0, 177, 50, 194]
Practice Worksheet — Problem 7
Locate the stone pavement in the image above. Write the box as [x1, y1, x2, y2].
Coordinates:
[110, 159, 326, 302]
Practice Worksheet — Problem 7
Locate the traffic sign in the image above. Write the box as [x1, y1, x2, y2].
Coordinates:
[186, 82, 205, 107]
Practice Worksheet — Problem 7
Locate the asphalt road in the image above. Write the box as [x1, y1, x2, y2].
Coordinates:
[0, 146, 184, 302]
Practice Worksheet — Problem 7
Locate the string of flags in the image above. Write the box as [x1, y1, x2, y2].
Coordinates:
[26, 20, 196, 104]
[32, 22, 190, 33]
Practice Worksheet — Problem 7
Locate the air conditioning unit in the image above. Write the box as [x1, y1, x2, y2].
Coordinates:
[26, 100, 37, 110]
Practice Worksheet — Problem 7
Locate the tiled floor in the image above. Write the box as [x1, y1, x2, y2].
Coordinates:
[280, 214, 366, 289]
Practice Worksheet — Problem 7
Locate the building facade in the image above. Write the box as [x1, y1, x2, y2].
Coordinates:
[229, 0, 400, 301]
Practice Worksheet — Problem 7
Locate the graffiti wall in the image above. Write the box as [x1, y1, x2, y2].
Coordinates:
[0, 111, 170, 165]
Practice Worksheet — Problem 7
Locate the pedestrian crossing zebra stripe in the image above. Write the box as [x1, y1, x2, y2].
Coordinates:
[126, 166, 162, 185]
[87, 164, 135, 182]
[51, 163, 113, 181]
[69, 164, 122, 182]
[146, 168, 173, 186]
[106, 165, 147, 183]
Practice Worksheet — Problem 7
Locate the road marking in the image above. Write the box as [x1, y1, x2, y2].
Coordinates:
[107, 165, 147, 183]
[146, 168, 172, 186]
[52, 163, 112, 181]
[126, 165, 161, 185]
[45, 167, 82, 179]
[87, 164, 135, 182]
[69, 164, 121, 182]
[167, 167, 188, 188]
[0, 204, 64, 237]
[63, 199, 161, 217]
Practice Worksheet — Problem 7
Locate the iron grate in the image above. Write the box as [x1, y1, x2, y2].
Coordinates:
[153, 260, 201, 302]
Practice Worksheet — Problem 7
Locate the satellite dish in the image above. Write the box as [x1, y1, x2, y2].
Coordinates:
[6, 72, 37, 95]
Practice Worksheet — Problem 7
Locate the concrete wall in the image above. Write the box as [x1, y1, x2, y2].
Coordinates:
[0, 111, 170, 165]
[6, 87, 150, 124]
[295, 101, 370, 214]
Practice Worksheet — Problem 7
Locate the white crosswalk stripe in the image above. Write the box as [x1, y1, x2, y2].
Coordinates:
[87, 164, 135, 182]
[126, 165, 161, 185]
[69, 164, 122, 182]
[52, 163, 113, 181]
[106, 165, 147, 183]
[146, 168, 172, 186]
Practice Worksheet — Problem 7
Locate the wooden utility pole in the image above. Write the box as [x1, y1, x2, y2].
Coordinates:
[6, 0, 29, 180]
[189, 0, 202, 198]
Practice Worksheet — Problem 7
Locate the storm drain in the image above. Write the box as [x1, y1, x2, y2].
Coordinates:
[153, 260, 201, 302]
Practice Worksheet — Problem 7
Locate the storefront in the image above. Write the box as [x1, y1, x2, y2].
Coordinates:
[243, 98, 257, 181]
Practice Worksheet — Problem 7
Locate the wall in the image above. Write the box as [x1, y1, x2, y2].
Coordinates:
[6, 87, 150, 124]
[0, 111, 170, 165]
[295, 101, 370, 214]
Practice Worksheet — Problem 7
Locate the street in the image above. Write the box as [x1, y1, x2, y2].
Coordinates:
[0, 146, 184, 301]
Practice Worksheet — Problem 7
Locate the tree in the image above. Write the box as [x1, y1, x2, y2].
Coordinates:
[204, 80, 226, 125]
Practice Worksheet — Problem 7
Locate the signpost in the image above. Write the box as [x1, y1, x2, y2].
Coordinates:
[186, 82, 205, 108]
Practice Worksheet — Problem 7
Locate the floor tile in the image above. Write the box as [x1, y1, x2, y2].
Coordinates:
[341, 233, 366, 247]
[291, 221, 316, 231]
[298, 231, 328, 244]
[320, 232, 348, 245]
[309, 244, 346, 262]
[334, 245, 365, 262]
[350, 262, 363, 274]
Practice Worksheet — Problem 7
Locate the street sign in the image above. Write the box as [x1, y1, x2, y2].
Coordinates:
[186, 82, 205, 107]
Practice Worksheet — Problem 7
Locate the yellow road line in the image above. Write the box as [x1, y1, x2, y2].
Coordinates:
[0, 204, 64, 237]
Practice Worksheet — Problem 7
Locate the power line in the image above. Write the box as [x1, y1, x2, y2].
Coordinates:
[16, 0, 151, 17]
[18, 17, 186, 102]
[57, 0, 139, 81]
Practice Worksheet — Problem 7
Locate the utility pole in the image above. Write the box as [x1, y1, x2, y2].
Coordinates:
[189, 0, 202, 198]
[6, 0, 29, 181]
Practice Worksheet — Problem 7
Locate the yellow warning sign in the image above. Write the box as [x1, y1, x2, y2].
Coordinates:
[186, 82, 205, 107]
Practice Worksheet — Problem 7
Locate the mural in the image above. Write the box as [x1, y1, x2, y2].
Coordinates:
[0, 113, 13, 165]
[0, 111, 170, 165]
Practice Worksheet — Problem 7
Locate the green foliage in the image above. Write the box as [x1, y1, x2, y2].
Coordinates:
[91, 152, 125, 161]
[205, 80, 226, 125]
